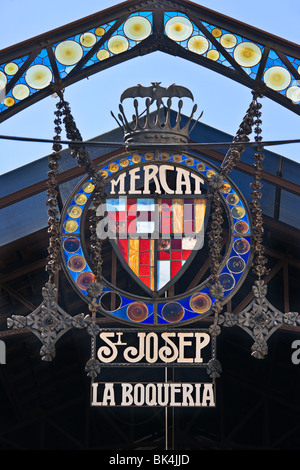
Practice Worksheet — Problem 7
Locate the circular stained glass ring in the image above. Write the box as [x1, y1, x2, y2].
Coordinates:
[0, 71, 7, 91]
[12, 84, 30, 100]
[67, 205, 82, 218]
[233, 238, 250, 255]
[127, 302, 149, 322]
[190, 292, 212, 313]
[4, 62, 19, 75]
[219, 273, 235, 291]
[234, 41, 262, 67]
[68, 255, 86, 273]
[80, 32, 96, 48]
[63, 237, 80, 253]
[220, 33, 237, 49]
[286, 86, 300, 103]
[263, 66, 291, 91]
[231, 206, 245, 219]
[187, 35, 209, 55]
[96, 49, 110, 61]
[162, 302, 185, 323]
[25, 64, 52, 89]
[55, 40, 83, 66]
[165, 16, 193, 42]
[123, 15, 152, 41]
[60, 152, 252, 327]
[227, 256, 245, 274]
[207, 49, 219, 61]
[107, 35, 129, 55]
[76, 272, 95, 291]
[234, 220, 249, 234]
[226, 193, 239, 205]
[74, 193, 88, 205]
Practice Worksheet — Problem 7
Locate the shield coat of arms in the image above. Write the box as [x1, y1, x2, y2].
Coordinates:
[106, 182, 208, 295]
[106, 183, 209, 296]
[103, 83, 211, 296]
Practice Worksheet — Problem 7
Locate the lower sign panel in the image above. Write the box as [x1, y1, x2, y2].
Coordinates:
[91, 382, 216, 407]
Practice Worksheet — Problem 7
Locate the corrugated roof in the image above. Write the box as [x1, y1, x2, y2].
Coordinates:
[0, 111, 299, 246]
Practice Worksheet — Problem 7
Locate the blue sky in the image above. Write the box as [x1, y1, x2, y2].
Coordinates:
[0, 0, 299, 174]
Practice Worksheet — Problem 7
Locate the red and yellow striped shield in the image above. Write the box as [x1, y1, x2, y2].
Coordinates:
[106, 196, 207, 294]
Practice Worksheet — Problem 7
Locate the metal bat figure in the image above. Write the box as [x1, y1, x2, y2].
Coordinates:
[120, 82, 194, 103]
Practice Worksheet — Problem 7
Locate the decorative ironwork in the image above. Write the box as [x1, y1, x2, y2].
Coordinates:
[85, 285, 103, 378]
[58, 94, 106, 376]
[0, 1, 299, 123]
[120, 82, 194, 102]
[111, 82, 200, 147]
[218, 280, 299, 359]
[7, 92, 103, 363]
[7, 282, 90, 361]
[212, 90, 300, 357]
[60, 95, 106, 283]
[45, 97, 64, 283]
[6, 82, 298, 370]
[206, 91, 260, 333]
[249, 92, 269, 280]
[221, 91, 260, 175]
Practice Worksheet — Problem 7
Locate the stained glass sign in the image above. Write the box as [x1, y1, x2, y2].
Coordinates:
[103, 162, 208, 295]
[1, 2, 299, 121]
[61, 150, 252, 327]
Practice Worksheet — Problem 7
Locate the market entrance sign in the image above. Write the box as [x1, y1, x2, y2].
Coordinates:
[61, 150, 251, 326]
[96, 329, 212, 366]
[91, 328, 215, 407]
[91, 382, 215, 407]
[58, 84, 252, 406]
[6, 82, 293, 410]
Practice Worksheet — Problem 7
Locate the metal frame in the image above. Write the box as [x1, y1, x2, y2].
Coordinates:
[0, 0, 300, 123]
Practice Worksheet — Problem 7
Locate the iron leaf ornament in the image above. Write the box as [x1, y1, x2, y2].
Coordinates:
[7, 282, 91, 361]
[218, 280, 299, 359]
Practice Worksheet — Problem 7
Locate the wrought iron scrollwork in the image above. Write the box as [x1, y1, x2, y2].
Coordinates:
[211, 91, 299, 358]
[7, 282, 90, 361]
[7, 92, 104, 366]
[218, 280, 299, 358]
[207, 92, 261, 343]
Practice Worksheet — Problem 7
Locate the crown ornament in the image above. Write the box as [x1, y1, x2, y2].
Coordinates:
[111, 82, 202, 148]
